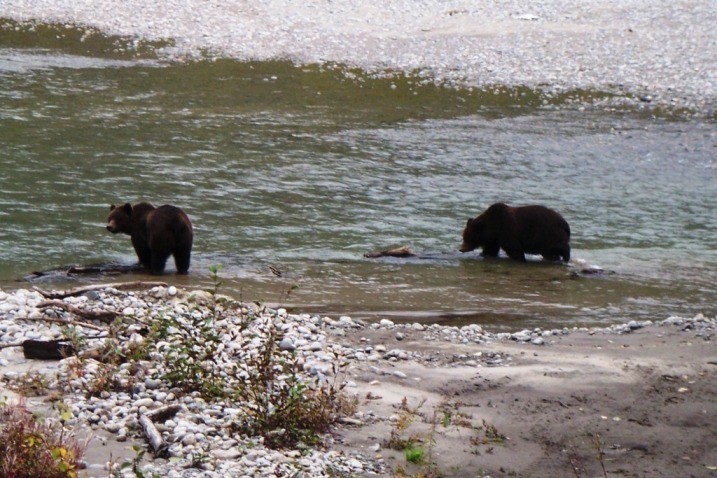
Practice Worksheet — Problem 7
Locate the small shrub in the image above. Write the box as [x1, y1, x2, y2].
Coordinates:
[405, 444, 425, 464]
[229, 325, 356, 448]
[0, 398, 85, 478]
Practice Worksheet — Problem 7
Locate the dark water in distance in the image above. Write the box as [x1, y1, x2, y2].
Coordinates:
[1, 33, 716, 330]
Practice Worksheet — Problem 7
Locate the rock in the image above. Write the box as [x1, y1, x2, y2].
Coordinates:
[279, 338, 296, 351]
[212, 449, 242, 460]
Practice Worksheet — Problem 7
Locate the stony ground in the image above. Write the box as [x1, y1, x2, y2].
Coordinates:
[2, 0, 716, 115]
[1, 284, 716, 477]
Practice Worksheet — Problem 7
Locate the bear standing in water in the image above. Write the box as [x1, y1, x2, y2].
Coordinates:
[106, 202, 193, 275]
[460, 203, 570, 263]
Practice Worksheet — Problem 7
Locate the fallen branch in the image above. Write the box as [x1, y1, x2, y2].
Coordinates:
[33, 281, 168, 300]
[138, 413, 169, 457]
[37, 299, 118, 323]
[0, 342, 24, 350]
[145, 404, 183, 422]
[16, 315, 104, 332]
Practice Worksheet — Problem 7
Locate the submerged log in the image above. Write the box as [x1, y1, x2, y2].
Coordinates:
[22, 339, 76, 360]
[364, 246, 417, 259]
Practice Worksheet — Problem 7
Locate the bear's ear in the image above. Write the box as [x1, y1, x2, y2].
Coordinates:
[110, 204, 116, 211]
[122, 203, 133, 215]
[466, 218, 473, 226]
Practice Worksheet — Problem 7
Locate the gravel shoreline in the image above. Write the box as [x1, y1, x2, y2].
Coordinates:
[2, 0, 716, 115]
[1, 285, 715, 476]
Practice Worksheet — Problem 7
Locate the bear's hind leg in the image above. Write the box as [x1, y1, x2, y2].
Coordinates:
[174, 249, 191, 275]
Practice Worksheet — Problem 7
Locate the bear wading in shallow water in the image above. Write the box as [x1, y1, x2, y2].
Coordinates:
[106, 202, 193, 275]
[460, 203, 570, 263]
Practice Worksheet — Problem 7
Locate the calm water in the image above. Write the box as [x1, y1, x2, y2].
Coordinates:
[1, 25, 716, 330]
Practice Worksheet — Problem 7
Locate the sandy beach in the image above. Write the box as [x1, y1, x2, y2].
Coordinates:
[2, 0, 716, 115]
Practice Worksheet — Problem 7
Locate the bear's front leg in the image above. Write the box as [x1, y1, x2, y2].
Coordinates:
[132, 242, 153, 270]
[149, 252, 170, 275]
[481, 242, 500, 258]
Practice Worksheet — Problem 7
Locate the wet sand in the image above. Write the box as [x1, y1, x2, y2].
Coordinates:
[332, 322, 717, 477]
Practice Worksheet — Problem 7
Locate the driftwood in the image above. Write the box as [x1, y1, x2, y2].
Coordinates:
[137, 404, 183, 457]
[22, 339, 76, 360]
[33, 281, 168, 300]
[138, 413, 168, 457]
[364, 246, 417, 259]
[17, 315, 104, 332]
[0, 341, 24, 350]
[146, 404, 183, 422]
[37, 299, 119, 323]
[25, 263, 144, 281]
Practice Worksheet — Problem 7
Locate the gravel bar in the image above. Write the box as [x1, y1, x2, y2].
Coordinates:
[2, 0, 716, 115]
[1, 286, 715, 476]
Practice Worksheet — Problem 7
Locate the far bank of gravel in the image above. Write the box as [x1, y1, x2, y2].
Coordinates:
[2, 0, 716, 116]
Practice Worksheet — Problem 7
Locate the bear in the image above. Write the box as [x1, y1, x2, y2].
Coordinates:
[106, 202, 193, 275]
[459, 203, 570, 263]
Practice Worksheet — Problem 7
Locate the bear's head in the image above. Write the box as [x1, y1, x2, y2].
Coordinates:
[106, 203, 133, 234]
[459, 217, 484, 252]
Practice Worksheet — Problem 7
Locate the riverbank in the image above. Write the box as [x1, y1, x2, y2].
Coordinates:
[1, 284, 715, 477]
[2, 0, 716, 116]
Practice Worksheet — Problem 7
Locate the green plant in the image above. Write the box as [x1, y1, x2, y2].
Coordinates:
[384, 397, 425, 450]
[0, 398, 86, 478]
[60, 325, 86, 352]
[230, 324, 356, 448]
[471, 419, 507, 446]
[405, 444, 425, 464]
[116, 444, 161, 478]
[3, 371, 51, 397]
[160, 306, 226, 399]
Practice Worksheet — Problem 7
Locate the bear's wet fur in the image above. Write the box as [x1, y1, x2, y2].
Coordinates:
[106, 202, 193, 275]
[460, 203, 570, 263]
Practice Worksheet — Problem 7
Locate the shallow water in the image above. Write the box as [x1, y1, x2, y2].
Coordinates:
[1, 28, 716, 330]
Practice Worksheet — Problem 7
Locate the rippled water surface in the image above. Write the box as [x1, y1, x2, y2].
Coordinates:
[1, 36, 716, 330]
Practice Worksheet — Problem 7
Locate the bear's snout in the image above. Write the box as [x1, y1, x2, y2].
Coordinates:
[459, 242, 474, 253]
[106, 222, 118, 233]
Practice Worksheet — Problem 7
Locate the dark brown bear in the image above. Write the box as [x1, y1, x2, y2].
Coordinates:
[106, 202, 193, 275]
[460, 203, 570, 263]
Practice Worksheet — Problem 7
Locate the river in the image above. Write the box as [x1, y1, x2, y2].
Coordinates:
[1, 25, 716, 330]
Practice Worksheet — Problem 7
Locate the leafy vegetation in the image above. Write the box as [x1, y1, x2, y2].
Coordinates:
[0, 397, 86, 478]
